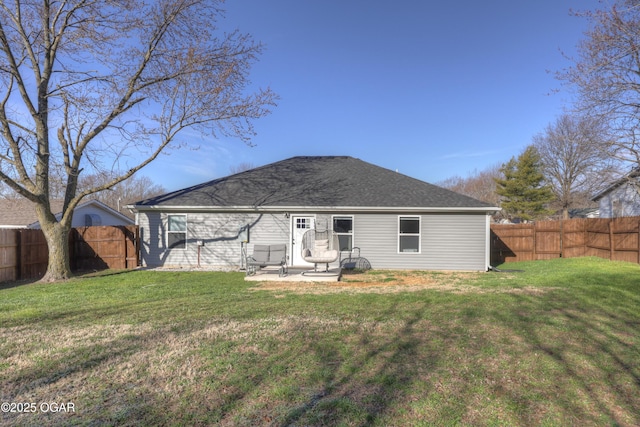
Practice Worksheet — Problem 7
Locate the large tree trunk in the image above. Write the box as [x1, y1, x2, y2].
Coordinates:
[38, 215, 73, 282]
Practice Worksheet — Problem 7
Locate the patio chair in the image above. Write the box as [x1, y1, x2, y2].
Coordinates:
[246, 244, 287, 276]
[339, 247, 371, 271]
[301, 229, 339, 273]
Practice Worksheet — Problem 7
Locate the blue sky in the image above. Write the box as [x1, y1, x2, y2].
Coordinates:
[143, 0, 605, 191]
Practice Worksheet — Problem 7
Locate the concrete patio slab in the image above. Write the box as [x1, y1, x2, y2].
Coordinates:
[244, 267, 342, 282]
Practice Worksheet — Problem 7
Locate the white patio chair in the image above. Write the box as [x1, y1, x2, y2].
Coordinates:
[300, 229, 339, 273]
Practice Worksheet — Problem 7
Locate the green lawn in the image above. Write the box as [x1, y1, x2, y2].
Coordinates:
[1, 257, 639, 426]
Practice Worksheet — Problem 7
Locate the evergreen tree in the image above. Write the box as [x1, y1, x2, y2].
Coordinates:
[495, 146, 555, 221]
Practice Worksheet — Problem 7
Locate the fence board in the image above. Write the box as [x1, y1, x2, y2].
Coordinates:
[0, 226, 139, 283]
[490, 224, 534, 264]
[611, 217, 640, 263]
[562, 219, 587, 258]
[123, 226, 139, 269]
[586, 219, 612, 259]
[73, 226, 139, 271]
[20, 229, 48, 280]
[74, 227, 121, 270]
[0, 229, 18, 282]
[535, 220, 561, 259]
[491, 216, 640, 266]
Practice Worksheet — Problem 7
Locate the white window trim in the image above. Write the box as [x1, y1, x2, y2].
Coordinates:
[398, 215, 421, 254]
[332, 215, 354, 252]
[167, 214, 188, 250]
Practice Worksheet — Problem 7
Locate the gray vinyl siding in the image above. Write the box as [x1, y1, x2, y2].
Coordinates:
[138, 210, 489, 271]
[352, 213, 488, 271]
[138, 211, 289, 268]
[596, 183, 640, 218]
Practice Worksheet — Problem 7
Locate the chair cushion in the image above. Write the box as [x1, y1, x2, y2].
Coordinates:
[314, 239, 329, 250]
[251, 245, 270, 263]
[269, 244, 286, 263]
[304, 249, 338, 263]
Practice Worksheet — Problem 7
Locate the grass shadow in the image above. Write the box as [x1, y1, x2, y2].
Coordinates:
[1, 327, 174, 426]
[0, 278, 40, 291]
[279, 305, 429, 426]
[493, 277, 640, 425]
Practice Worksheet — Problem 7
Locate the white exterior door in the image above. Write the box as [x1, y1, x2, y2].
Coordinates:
[291, 216, 314, 266]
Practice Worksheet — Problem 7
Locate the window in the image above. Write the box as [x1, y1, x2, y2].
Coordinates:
[84, 214, 102, 226]
[398, 216, 420, 253]
[333, 216, 353, 251]
[167, 215, 187, 249]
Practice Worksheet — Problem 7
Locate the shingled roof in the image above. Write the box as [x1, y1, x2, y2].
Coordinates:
[0, 199, 64, 227]
[134, 156, 497, 211]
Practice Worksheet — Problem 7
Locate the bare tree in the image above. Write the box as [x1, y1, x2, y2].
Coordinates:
[560, 1, 640, 168]
[229, 162, 256, 175]
[0, 1, 276, 281]
[533, 114, 616, 219]
[81, 174, 167, 219]
[438, 164, 502, 206]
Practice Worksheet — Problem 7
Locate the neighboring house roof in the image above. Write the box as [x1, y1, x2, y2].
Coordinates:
[133, 156, 499, 212]
[0, 199, 133, 228]
[0, 199, 64, 228]
[592, 168, 640, 201]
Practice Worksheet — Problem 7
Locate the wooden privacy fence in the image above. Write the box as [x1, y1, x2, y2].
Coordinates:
[491, 217, 640, 265]
[0, 225, 139, 282]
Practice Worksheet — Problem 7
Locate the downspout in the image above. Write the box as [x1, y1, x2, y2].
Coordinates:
[485, 213, 492, 271]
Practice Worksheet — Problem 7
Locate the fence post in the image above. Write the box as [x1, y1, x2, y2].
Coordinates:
[532, 223, 537, 260]
[123, 227, 128, 270]
[609, 219, 614, 260]
[16, 230, 22, 281]
[559, 219, 563, 258]
[19, 230, 26, 280]
[583, 218, 588, 258]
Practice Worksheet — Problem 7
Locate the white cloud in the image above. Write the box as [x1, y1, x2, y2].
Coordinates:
[439, 149, 504, 160]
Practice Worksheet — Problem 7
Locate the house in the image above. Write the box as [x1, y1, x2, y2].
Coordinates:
[592, 169, 640, 218]
[130, 156, 500, 271]
[0, 199, 134, 229]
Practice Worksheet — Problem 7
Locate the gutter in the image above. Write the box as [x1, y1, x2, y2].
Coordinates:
[126, 204, 501, 214]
